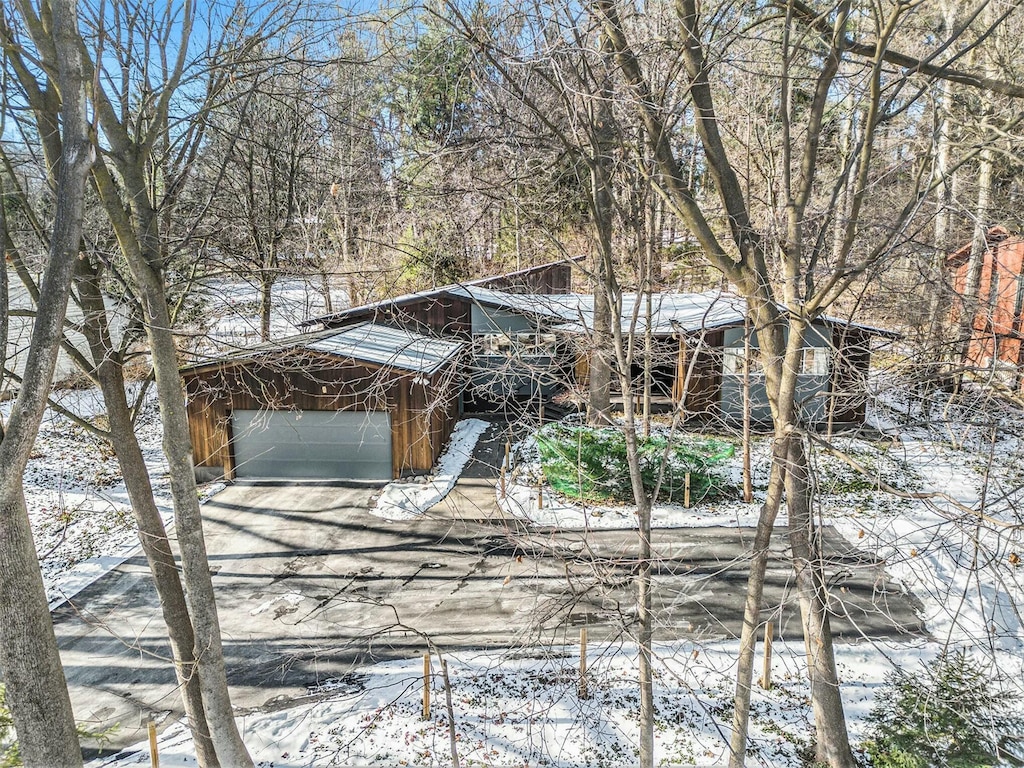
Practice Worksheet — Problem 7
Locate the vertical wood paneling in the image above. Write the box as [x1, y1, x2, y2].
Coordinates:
[183, 352, 461, 478]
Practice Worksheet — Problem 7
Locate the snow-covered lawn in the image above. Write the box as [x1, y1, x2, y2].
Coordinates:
[371, 419, 491, 520]
[195, 277, 348, 352]
[91, 639, 950, 767]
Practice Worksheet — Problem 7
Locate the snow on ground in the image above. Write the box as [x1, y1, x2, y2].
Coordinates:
[196, 276, 349, 351]
[5, 386, 223, 609]
[91, 639, 945, 768]
[371, 419, 491, 520]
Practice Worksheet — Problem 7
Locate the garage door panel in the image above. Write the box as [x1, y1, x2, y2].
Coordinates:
[231, 410, 392, 480]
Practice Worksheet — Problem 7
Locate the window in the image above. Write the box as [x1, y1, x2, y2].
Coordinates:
[723, 347, 763, 375]
[723, 346, 827, 375]
[475, 332, 558, 356]
[802, 347, 829, 375]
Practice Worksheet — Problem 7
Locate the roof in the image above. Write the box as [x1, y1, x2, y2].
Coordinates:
[182, 322, 464, 376]
[553, 291, 750, 335]
[946, 225, 1022, 269]
[445, 285, 585, 321]
[303, 258, 579, 328]
[304, 279, 898, 340]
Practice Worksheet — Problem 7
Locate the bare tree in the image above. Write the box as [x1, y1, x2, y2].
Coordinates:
[0, 0, 91, 764]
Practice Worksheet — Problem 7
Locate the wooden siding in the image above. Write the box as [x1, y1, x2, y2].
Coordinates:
[324, 295, 472, 339]
[184, 350, 460, 479]
[678, 330, 724, 417]
[473, 261, 575, 294]
[830, 326, 871, 425]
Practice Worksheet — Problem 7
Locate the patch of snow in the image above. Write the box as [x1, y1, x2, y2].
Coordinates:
[249, 591, 306, 617]
[88, 639, 976, 768]
[5, 385, 224, 609]
[195, 277, 348, 351]
[372, 419, 491, 520]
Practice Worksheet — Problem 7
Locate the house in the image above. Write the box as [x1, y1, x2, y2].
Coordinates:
[947, 226, 1024, 385]
[308, 279, 894, 426]
[182, 323, 464, 481]
[183, 261, 896, 481]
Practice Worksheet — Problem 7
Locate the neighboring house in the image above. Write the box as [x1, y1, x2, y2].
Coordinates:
[947, 226, 1024, 384]
[183, 260, 896, 481]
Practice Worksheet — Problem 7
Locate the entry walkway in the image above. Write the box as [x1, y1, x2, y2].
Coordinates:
[426, 416, 525, 524]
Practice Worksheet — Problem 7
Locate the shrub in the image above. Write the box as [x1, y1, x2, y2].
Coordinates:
[534, 424, 734, 505]
[863, 651, 1017, 768]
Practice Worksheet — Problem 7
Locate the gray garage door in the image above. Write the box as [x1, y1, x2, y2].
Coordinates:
[231, 410, 393, 480]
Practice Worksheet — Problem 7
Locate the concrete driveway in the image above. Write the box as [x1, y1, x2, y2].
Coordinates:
[54, 482, 923, 752]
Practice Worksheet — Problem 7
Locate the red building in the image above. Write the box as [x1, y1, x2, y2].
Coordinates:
[947, 226, 1024, 382]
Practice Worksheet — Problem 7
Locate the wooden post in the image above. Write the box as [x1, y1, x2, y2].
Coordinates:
[742, 311, 753, 503]
[537, 485, 544, 510]
[505, 440, 511, 470]
[539, 402, 545, 425]
[760, 621, 774, 690]
[423, 653, 431, 720]
[684, 472, 692, 508]
[148, 720, 159, 768]
[579, 627, 589, 699]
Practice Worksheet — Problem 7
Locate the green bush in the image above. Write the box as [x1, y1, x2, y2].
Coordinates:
[534, 424, 734, 505]
[1, 686, 19, 768]
[864, 651, 1017, 768]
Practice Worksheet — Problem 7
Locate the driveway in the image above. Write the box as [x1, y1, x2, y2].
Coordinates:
[54, 482, 923, 752]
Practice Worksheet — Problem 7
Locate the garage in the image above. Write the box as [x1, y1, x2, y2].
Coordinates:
[182, 322, 464, 482]
[230, 410, 393, 480]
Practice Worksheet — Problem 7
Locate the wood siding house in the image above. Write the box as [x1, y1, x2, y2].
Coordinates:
[183, 261, 897, 482]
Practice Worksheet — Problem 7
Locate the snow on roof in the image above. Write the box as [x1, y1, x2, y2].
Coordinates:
[542, 290, 748, 335]
[305, 281, 898, 340]
[183, 322, 464, 376]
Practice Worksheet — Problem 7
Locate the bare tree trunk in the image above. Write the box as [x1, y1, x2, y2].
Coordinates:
[260, 269, 274, 342]
[727, 446, 786, 767]
[0, 3, 90, 763]
[925, 74, 954, 361]
[786, 437, 855, 767]
[957, 3, 997, 384]
[92, 148, 251, 767]
[616, 377, 654, 768]
[76, 264, 220, 767]
[588, 171, 614, 424]
[129, 256, 254, 767]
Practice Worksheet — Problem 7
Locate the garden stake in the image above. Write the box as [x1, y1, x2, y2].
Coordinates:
[684, 472, 692, 508]
[148, 720, 159, 768]
[499, 464, 506, 498]
[537, 485, 544, 510]
[423, 653, 431, 720]
[505, 440, 511, 469]
[760, 621, 773, 690]
[579, 627, 589, 699]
